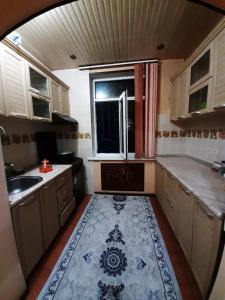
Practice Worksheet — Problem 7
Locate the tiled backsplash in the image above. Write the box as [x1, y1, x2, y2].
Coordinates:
[1, 132, 91, 146]
[156, 114, 225, 163]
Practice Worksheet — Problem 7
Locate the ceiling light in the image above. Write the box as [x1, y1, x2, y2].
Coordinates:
[70, 54, 77, 60]
[157, 44, 165, 50]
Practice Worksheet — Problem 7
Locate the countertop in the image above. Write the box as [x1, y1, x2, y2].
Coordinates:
[156, 157, 225, 219]
[9, 164, 72, 207]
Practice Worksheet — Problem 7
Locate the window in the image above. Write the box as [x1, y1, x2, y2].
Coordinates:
[91, 72, 135, 158]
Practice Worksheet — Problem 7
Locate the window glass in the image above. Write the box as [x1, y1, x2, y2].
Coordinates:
[95, 79, 134, 99]
[188, 85, 208, 113]
[32, 97, 50, 118]
[29, 67, 48, 95]
[190, 50, 210, 85]
[128, 100, 135, 152]
[96, 101, 119, 153]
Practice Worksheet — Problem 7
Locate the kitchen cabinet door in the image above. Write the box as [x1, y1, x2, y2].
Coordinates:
[191, 199, 222, 297]
[61, 86, 70, 116]
[40, 180, 60, 250]
[11, 191, 44, 278]
[0, 52, 5, 115]
[170, 77, 180, 121]
[213, 28, 225, 111]
[51, 79, 61, 113]
[155, 163, 166, 211]
[177, 184, 194, 261]
[1, 45, 29, 118]
[164, 170, 178, 233]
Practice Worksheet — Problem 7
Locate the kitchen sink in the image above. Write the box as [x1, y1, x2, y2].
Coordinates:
[7, 176, 43, 195]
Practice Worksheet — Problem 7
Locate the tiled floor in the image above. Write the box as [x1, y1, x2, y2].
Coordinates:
[24, 195, 202, 300]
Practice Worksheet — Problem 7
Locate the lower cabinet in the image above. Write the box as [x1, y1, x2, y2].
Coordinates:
[40, 180, 60, 250]
[11, 191, 45, 278]
[177, 184, 194, 261]
[155, 163, 166, 211]
[11, 169, 75, 278]
[164, 169, 178, 234]
[155, 162, 222, 298]
[191, 199, 222, 297]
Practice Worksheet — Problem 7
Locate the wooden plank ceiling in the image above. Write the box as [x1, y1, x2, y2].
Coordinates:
[15, 0, 223, 70]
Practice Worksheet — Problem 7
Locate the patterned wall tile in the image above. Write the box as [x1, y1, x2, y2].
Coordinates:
[203, 130, 209, 138]
[210, 130, 217, 139]
[179, 130, 186, 137]
[192, 130, 197, 138]
[155, 131, 161, 138]
[162, 131, 170, 138]
[22, 134, 30, 143]
[218, 130, 225, 140]
[1, 135, 11, 145]
[197, 131, 202, 138]
[12, 134, 21, 144]
[171, 130, 178, 138]
[85, 133, 92, 139]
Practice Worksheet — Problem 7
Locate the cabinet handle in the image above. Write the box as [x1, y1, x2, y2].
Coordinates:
[197, 201, 214, 219]
[43, 185, 49, 189]
[213, 104, 225, 110]
[168, 172, 175, 180]
[180, 184, 190, 195]
[167, 197, 174, 208]
[19, 194, 35, 206]
[10, 112, 28, 118]
[191, 111, 201, 116]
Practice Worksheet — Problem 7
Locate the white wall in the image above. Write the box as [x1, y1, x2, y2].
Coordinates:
[53, 69, 93, 194]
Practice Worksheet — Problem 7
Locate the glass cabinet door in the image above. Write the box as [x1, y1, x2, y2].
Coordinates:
[188, 86, 208, 113]
[31, 95, 50, 120]
[29, 66, 49, 97]
[190, 50, 210, 86]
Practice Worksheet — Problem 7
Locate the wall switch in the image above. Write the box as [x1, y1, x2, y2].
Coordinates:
[212, 149, 219, 155]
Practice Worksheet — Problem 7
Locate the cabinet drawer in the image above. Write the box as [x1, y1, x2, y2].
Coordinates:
[60, 198, 75, 227]
[58, 179, 73, 212]
[56, 169, 72, 190]
[165, 171, 178, 202]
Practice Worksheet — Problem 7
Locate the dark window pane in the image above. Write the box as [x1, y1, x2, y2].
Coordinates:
[32, 97, 50, 118]
[95, 79, 134, 99]
[96, 101, 119, 153]
[128, 100, 135, 152]
[190, 50, 210, 85]
[188, 86, 208, 113]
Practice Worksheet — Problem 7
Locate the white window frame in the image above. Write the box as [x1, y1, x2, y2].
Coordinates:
[91, 75, 135, 159]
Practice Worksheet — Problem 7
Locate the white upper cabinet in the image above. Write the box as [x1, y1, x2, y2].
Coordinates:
[187, 42, 215, 117]
[213, 28, 225, 110]
[1, 45, 29, 118]
[170, 70, 188, 121]
[0, 51, 5, 116]
[60, 86, 70, 116]
[50, 79, 61, 113]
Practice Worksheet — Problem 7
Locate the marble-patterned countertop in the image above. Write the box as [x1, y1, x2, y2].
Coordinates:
[9, 164, 72, 207]
[156, 157, 225, 219]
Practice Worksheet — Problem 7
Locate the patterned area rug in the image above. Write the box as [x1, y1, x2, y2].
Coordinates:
[38, 194, 182, 300]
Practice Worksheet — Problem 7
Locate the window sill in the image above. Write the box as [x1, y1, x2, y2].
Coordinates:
[87, 154, 155, 161]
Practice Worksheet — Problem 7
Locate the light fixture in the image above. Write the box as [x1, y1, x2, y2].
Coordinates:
[78, 58, 158, 70]
[70, 54, 77, 60]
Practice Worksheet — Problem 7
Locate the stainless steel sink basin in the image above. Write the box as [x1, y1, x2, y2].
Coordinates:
[7, 176, 43, 195]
